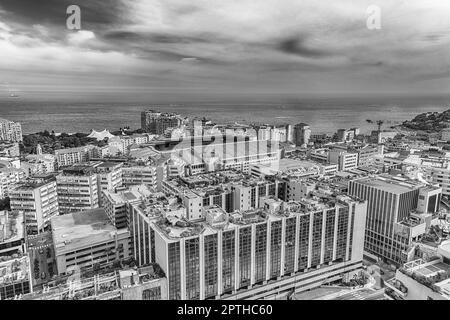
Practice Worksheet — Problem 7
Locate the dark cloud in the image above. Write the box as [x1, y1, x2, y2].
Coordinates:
[277, 36, 330, 58]
[103, 30, 210, 44]
[0, 0, 128, 29]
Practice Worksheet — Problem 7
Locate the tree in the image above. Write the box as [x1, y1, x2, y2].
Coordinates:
[0, 197, 10, 211]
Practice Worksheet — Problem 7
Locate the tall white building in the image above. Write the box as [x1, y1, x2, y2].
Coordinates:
[56, 165, 99, 215]
[130, 195, 367, 300]
[9, 174, 59, 234]
[0, 118, 22, 143]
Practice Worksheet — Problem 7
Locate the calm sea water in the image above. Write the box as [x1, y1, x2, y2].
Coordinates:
[0, 96, 449, 135]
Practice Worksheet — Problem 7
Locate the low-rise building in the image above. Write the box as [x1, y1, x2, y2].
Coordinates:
[328, 149, 358, 171]
[0, 255, 32, 300]
[21, 154, 56, 176]
[0, 142, 20, 157]
[51, 208, 132, 275]
[386, 254, 450, 300]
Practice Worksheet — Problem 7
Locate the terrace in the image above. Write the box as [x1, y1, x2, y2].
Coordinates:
[0, 255, 30, 286]
[399, 258, 450, 297]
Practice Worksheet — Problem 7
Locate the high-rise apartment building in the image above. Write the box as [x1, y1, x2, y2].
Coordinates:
[141, 110, 183, 135]
[56, 165, 99, 215]
[9, 173, 59, 234]
[294, 123, 311, 147]
[0, 118, 23, 143]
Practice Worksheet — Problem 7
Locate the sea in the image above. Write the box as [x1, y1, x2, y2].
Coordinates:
[0, 95, 449, 135]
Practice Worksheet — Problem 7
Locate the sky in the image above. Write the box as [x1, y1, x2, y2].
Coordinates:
[0, 0, 450, 101]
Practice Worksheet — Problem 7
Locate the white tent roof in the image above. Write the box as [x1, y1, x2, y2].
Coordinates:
[87, 129, 115, 141]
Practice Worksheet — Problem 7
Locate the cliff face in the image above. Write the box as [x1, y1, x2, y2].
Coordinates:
[401, 109, 450, 132]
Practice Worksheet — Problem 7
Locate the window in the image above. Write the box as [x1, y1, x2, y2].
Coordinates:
[142, 287, 161, 300]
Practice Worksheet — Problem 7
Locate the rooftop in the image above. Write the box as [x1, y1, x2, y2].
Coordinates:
[352, 174, 426, 194]
[60, 164, 96, 175]
[52, 208, 119, 253]
[0, 255, 30, 286]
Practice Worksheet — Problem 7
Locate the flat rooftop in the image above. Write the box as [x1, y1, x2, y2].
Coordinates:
[353, 174, 425, 194]
[403, 258, 450, 284]
[95, 161, 120, 168]
[52, 208, 118, 253]
[0, 255, 30, 285]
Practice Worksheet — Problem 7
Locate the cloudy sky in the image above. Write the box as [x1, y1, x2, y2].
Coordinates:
[1, 0, 450, 101]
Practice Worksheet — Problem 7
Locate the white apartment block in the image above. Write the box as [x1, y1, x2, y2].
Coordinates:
[0, 168, 26, 199]
[9, 174, 59, 234]
[425, 166, 450, 196]
[55, 145, 98, 168]
[122, 165, 166, 191]
[328, 150, 358, 172]
[56, 165, 99, 215]
[0, 118, 23, 143]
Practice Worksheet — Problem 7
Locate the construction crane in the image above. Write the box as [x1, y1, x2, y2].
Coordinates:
[366, 119, 385, 133]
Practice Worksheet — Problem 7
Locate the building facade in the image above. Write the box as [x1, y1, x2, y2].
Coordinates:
[9, 174, 59, 234]
[129, 195, 367, 300]
[0, 118, 22, 143]
[349, 175, 442, 264]
[56, 165, 99, 215]
[141, 110, 183, 135]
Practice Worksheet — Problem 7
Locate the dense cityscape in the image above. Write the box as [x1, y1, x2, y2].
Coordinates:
[1, 108, 450, 301]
